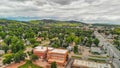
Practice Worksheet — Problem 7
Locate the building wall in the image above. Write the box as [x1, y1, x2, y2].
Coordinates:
[47, 52, 68, 65]
[33, 47, 68, 65]
[33, 50, 47, 59]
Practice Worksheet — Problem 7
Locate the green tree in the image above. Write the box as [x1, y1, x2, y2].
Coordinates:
[93, 38, 100, 47]
[52, 44, 59, 48]
[66, 34, 75, 43]
[10, 38, 25, 53]
[73, 37, 81, 45]
[86, 38, 93, 47]
[28, 38, 36, 44]
[2, 43, 9, 53]
[30, 54, 38, 61]
[73, 45, 78, 54]
[113, 40, 120, 46]
[0, 32, 6, 39]
[13, 51, 26, 63]
[3, 54, 13, 64]
[32, 42, 39, 48]
[4, 36, 12, 45]
[51, 62, 57, 68]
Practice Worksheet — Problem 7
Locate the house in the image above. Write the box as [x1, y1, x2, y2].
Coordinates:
[47, 49, 68, 65]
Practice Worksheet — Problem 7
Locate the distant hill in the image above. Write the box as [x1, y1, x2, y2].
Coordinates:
[92, 23, 120, 26]
[0, 19, 87, 27]
[29, 19, 87, 25]
[0, 17, 87, 25]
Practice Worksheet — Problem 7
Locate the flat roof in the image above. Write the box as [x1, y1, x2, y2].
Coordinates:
[34, 46, 54, 52]
[73, 60, 111, 68]
[34, 46, 68, 54]
[49, 49, 68, 54]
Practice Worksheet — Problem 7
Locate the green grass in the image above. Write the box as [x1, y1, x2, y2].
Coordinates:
[18, 60, 42, 68]
[89, 55, 108, 58]
[88, 57, 106, 63]
[72, 55, 82, 59]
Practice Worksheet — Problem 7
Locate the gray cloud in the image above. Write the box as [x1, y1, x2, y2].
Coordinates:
[0, 0, 120, 24]
[34, 1, 47, 6]
[48, 0, 78, 5]
[85, 0, 97, 4]
[10, 0, 31, 2]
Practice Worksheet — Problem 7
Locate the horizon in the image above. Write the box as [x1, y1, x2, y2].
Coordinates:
[0, 16, 120, 25]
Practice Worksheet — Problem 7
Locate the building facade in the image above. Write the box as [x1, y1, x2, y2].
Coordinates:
[33, 46, 53, 59]
[33, 46, 68, 65]
[47, 49, 68, 65]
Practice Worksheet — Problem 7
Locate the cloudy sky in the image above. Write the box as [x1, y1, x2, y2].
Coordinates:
[0, 0, 120, 24]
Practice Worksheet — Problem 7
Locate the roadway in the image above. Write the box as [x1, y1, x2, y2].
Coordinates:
[94, 31, 120, 68]
[65, 58, 74, 68]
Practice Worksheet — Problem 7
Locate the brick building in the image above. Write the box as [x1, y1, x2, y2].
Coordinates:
[33, 46, 53, 59]
[47, 49, 68, 65]
[33, 46, 68, 65]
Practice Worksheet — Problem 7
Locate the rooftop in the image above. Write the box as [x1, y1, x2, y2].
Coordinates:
[34, 46, 68, 54]
[49, 49, 68, 54]
[73, 60, 111, 68]
[34, 46, 54, 52]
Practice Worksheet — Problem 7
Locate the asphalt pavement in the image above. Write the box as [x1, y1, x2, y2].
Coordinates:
[94, 31, 120, 68]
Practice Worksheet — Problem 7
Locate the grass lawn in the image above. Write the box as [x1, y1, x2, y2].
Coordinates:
[88, 57, 106, 63]
[18, 60, 42, 68]
[72, 55, 82, 59]
[89, 55, 108, 58]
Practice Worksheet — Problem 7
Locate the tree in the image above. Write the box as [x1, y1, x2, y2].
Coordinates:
[113, 40, 120, 46]
[10, 39, 25, 53]
[73, 45, 78, 54]
[0, 32, 6, 39]
[66, 34, 75, 43]
[32, 42, 39, 48]
[52, 44, 59, 48]
[86, 38, 93, 47]
[3, 54, 13, 64]
[28, 38, 36, 44]
[13, 50, 26, 63]
[51, 62, 57, 68]
[93, 38, 100, 47]
[30, 54, 38, 61]
[2, 43, 9, 53]
[73, 37, 81, 45]
[4, 36, 12, 45]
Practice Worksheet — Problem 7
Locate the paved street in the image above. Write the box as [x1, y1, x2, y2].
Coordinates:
[65, 58, 74, 68]
[94, 31, 120, 68]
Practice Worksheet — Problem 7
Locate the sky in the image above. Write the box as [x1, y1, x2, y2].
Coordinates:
[0, 0, 120, 24]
